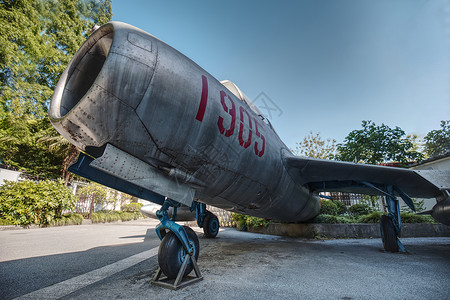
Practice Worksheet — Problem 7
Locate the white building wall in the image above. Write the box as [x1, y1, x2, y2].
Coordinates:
[0, 168, 21, 186]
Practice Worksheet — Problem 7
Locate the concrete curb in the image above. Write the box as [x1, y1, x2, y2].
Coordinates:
[0, 217, 148, 231]
[248, 223, 450, 238]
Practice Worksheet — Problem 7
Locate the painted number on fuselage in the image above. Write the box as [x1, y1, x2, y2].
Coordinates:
[218, 90, 236, 137]
[195, 75, 265, 157]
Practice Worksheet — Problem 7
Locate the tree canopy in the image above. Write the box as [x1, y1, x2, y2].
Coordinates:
[336, 120, 423, 165]
[0, 0, 112, 178]
[294, 131, 336, 159]
[423, 120, 450, 158]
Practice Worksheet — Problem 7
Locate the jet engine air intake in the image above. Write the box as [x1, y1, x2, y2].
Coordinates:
[54, 26, 113, 118]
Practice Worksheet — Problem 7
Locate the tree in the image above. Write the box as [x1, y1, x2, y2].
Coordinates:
[336, 120, 423, 165]
[294, 131, 336, 159]
[423, 120, 450, 158]
[0, 0, 112, 178]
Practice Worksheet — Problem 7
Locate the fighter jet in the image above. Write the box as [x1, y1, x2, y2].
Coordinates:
[49, 22, 450, 283]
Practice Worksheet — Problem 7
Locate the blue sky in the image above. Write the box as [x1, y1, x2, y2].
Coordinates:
[111, 0, 449, 149]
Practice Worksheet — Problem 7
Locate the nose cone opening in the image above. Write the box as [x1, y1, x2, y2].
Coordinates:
[50, 24, 114, 119]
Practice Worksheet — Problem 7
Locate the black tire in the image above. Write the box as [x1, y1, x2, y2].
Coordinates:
[158, 226, 199, 279]
[203, 212, 219, 238]
[380, 215, 399, 252]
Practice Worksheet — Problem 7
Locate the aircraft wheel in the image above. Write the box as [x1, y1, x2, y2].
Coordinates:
[203, 212, 219, 238]
[158, 226, 199, 279]
[381, 215, 398, 252]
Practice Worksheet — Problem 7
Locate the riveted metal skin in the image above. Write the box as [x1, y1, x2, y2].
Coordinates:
[50, 22, 319, 222]
[50, 22, 449, 224]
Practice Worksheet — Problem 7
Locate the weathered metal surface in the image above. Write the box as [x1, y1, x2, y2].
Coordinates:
[90, 144, 194, 206]
[50, 21, 449, 224]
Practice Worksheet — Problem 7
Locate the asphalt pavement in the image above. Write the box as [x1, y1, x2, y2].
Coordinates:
[0, 219, 449, 300]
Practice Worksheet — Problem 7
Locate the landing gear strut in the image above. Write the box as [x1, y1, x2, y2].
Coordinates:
[152, 199, 202, 289]
[152, 200, 220, 289]
[379, 185, 415, 253]
[195, 202, 220, 238]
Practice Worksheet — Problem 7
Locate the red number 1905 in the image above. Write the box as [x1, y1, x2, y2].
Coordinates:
[196, 75, 265, 158]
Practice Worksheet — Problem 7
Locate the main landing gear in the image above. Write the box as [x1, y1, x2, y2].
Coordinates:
[379, 185, 415, 253]
[151, 199, 219, 289]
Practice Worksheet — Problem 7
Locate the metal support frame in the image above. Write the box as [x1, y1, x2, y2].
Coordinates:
[358, 182, 416, 252]
[155, 199, 193, 254]
[151, 255, 203, 290]
[152, 198, 203, 289]
[380, 185, 415, 253]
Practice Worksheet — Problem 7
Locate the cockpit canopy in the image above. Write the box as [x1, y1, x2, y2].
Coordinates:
[220, 80, 263, 117]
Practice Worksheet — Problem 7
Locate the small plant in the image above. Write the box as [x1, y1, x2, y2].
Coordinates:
[231, 213, 271, 231]
[121, 203, 144, 212]
[357, 211, 383, 223]
[312, 214, 354, 224]
[0, 179, 77, 226]
[348, 203, 372, 217]
[331, 199, 347, 215]
[400, 213, 436, 223]
[320, 200, 339, 215]
[231, 213, 247, 231]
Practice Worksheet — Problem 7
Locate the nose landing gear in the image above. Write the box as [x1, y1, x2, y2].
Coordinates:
[151, 199, 202, 290]
[151, 200, 220, 289]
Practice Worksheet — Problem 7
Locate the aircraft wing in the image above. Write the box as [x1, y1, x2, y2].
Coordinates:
[283, 154, 449, 198]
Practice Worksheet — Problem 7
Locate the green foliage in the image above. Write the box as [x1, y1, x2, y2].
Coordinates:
[121, 202, 144, 213]
[336, 120, 423, 165]
[0, 218, 14, 225]
[312, 214, 354, 224]
[0, 114, 67, 178]
[320, 200, 339, 215]
[0, 179, 77, 226]
[400, 213, 436, 224]
[401, 198, 425, 213]
[294, 131, 336, 159]
[245, 216, 271, 228]
[356, 211, 383, 223]
[423, 120, 450, 158]
[78, 182, 108, 204]
[361, 195, 381, 211]
[50, 213, 83, 226]
[90, 211, 142, 223]
[231, 213, 271, 231]
[348, 203, 372, 217]
[356, 212, 436, 224]
[231, 213, 248, 231]
[0, 0, 112, 178]
[331, 199, 347, 215]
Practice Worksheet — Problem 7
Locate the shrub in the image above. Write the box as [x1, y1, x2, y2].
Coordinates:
[400, 213, 436, 224]
[356, 212, 436, 224]
[231, 213, 247, 231]
[348, 204, 372, 217]
[0, 179, 77, 226]
[231, 213, 271, 231]
[246, 216, 271, 228]
[49, 213, 84, 226]
[312, 214, 354, 224]
[331, 200, 347, 215]
[118, 212, 134, 222]
[320, 200, 339, 215]
[357, 211, 383, 223]
[0, 218, 14, 225]
[121, 203, 144, 212]
[90, 211, 141, 223]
